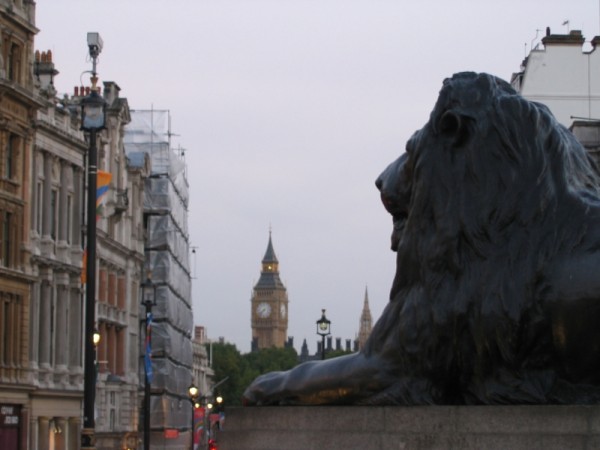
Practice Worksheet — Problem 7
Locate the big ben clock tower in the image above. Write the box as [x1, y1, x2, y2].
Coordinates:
[251, 231, 289, 350]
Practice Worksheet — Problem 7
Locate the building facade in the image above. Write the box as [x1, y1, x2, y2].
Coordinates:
[250, 232, 289, 350]
[0, 2, 41, 449]
[28, 50, 87, 450]
[29, 47, 147, 449]
[511, 28, 600, 127]
[92, 81, 145, 450]
[191, 326, 214, 399]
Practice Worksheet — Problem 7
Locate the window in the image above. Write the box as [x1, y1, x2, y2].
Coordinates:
[36, 182, 43, 234]
[66, 195, 72, 244]
[4, 135, 17, 180]
[109, 391, 116, 430]
[1, 212, 12, 267]
[49, 288, 55, 366]
[7, 43, 21, 83]
[0, 292, 21, 367]
[50, 190, 57, 240]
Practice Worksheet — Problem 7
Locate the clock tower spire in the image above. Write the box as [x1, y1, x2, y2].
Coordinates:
[251, 230, 289, 350]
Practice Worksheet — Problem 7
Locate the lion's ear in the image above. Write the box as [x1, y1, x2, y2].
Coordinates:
[438, 110, 468, 146]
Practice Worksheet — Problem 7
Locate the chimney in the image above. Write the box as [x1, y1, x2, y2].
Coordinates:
[34, 50, 59, 94]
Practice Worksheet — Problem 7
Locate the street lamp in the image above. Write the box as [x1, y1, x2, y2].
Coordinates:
[316, 309, 331, 360]
[81, 32, 106, 450]
[188, 385, 200, 450]
[141, 276, 157, 450]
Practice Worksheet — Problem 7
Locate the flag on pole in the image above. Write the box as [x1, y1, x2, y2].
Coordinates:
[145, 312, 153, 383]
[81, 171, 112, 284]
[96, 170, 112, 220]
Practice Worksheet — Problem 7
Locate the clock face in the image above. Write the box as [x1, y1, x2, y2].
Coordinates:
[257, 302, 271, 318]
[280, 304, 286, 318]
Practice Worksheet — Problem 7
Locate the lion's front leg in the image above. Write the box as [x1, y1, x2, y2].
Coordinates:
[243, 352, 392, 405]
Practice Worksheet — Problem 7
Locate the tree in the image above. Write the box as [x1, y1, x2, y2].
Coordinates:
[209, 342, 255, 406]
[243, 347, 298, 374]
[325, 349, 353, 359]
[209, 343, 299, 406]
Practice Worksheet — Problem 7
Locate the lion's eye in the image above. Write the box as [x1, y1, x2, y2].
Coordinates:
[438, 110, 468, 145]
[439, 111, 461, 135]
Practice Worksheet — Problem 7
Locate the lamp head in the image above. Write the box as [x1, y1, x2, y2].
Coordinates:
[188, 384, 199, 399]
[93, 329, 101, 346]
[80, 90, 106, 131]
[141, 275, 157, 306]
[316, 309, 331, 336]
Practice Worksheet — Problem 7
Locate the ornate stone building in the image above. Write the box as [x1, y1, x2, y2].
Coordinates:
[0, 1, 41, 448]
[250, 232, 289, 350]
[28, 49, 87, 450]
[28, 45, 147, 449]
[92, 81, 145, 450]
[191, 326, 214, 399]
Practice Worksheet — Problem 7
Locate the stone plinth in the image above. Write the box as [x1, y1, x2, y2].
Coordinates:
[218, 405, 600, 450]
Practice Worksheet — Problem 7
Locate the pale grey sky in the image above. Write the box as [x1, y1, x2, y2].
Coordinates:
[36, 0, 600, 353]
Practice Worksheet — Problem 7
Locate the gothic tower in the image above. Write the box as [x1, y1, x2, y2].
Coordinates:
[251, 231, 289, 350]
[357, 286, 373, 350]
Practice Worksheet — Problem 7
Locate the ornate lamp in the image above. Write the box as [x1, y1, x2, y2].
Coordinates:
[316, 309, 331, 360]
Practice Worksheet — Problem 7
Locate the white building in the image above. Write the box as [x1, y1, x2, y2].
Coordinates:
[30, 48, 148, 449]
[511, 28, 600, 127]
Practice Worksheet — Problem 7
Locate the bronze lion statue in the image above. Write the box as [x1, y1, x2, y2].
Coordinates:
[243, 72, 600, 405]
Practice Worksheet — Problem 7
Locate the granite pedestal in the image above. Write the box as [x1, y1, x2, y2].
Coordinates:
[218, 405, 600, 450]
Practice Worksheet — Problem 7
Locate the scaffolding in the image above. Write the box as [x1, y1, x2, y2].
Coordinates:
[124, 109, 193, 445]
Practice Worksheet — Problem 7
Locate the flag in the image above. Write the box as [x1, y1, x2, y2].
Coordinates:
[96, 170, 112, 221]
[193, 406, 205, 449]
[81, 171, 112, 284]
[145, 312, 153, 383]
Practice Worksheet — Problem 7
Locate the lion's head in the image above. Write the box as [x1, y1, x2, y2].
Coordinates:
[377, 72, 600, 294]
[370, 72, 600, 403]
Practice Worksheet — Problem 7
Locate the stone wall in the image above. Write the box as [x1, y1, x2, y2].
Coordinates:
[219, 405, 600, 450]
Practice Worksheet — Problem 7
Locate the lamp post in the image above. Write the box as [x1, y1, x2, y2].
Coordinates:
[141, 276, 157, 450]
[316, 309, 331, 360]
[81, 32, 106, 450]
[188, 385, 199, 450]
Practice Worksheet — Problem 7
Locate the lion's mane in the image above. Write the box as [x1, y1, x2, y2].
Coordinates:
[369, 72, 600, 404]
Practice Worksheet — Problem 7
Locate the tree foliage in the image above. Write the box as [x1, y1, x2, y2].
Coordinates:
[325, 349, 353, 359]
[209, 343, 299, 406]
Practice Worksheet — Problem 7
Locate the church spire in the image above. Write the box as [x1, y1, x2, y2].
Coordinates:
[357, 286, 373, 350]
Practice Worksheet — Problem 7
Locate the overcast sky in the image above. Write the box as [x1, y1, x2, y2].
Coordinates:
[36, 0, 599, 354]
